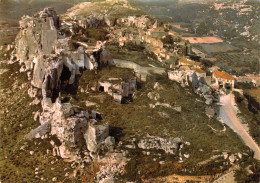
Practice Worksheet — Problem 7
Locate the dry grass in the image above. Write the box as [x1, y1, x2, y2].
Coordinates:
[246, 88, 260, 104]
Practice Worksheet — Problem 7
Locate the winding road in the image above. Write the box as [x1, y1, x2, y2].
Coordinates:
[218, 93, 260, 160]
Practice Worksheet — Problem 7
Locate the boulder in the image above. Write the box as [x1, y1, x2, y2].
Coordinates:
[100, 49, 115, 67]
[105, 136, 116, 152]
[25, 121, 51, 140]
[229, 154, 235, 163]
[84, 123, 109, 152]
[137, 136, 181, 154]
[173, 106, 182, 112]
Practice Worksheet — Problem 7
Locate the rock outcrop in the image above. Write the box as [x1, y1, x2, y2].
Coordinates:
[138, 135, 182, 154]
[15, 7, 116, 161]
[168, 70, 215, 105]
[27, 97, 115, 160]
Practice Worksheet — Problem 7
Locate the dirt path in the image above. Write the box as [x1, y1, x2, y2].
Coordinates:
[219, 94, 260, 160]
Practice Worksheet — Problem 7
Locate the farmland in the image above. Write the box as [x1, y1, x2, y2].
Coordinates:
[182, 37, 223, 44]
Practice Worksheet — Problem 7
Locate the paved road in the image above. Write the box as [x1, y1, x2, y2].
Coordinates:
[219, 94, 260, 160]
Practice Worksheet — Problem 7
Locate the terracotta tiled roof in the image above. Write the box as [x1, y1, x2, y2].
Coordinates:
[154, 49, 161, 54]
[179, 58, 201, 66]
[180, 65, 191, 71]
[192, 67, 206, 74]
[119, 40, 128, 44]
[179, 57, 189, 63]
[213, 72, 235, 80]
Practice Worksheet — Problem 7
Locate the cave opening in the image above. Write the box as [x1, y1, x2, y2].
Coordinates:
[60, 65, 80, 95]
[60, 66, 71, 82]
[99, 86, 104, 92]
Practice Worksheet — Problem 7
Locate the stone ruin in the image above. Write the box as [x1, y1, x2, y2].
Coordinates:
[99, 75, 137, 103]
[168, 70, 216, 105]
[27, 99, 114, 160]
[15, 8, 116, 160]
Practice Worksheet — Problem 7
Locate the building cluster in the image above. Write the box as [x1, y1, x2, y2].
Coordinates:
[169, 56, 237, 98]
[236, 74, 260, 87]
[68, 11, 190, 64]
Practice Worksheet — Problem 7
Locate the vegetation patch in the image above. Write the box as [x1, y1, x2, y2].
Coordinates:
[233, 91, 260, 145]
[69, 66, 250, 180]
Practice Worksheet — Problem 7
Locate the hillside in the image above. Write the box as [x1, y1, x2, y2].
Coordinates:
[131, 0, 260, 75]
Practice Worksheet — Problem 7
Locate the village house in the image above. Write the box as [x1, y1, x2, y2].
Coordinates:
[179, 65, 191, 72]
[178, 65, 206, 78]
[178, 57, 202, 68]
[146, 37, 164, 48]
[153, 49, 161, 56]
[209, 65, 220, 73]
[192, 67, 206, 78]
[119, 37, 128, 46]
[213, 71, 235, 90]
[236, 74, 260, 87]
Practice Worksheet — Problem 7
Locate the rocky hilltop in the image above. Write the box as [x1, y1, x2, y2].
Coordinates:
[0, 0, 258, 182]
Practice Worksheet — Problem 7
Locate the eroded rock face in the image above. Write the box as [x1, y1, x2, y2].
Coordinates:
[15, 7, 115, 92]
[32, 99, 114, 160]
[16, 8, 59, 69]
[17, 7, 116, 161]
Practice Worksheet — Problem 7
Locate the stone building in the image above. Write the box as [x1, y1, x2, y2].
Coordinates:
[213, 71, 235, 90]
[192, 67, 206, 78]
[178, 57, 201, 68]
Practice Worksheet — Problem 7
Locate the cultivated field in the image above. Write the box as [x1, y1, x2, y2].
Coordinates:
[182, 37, 223, 44]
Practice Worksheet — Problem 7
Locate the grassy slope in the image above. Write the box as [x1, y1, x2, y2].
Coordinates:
[0, 46, 253, 182]
[71, 66, 250, 180]
[0, 60, 75, 182]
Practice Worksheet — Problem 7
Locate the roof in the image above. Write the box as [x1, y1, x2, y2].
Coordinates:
[179, 57, 201, 66]
[179, 65, 191, 71]
[179, 57, 190, 63]
[192, 67, 206, 74]
[119, 37, 127, 41]
[209, 66, 220, 71]
[107, 39, 113, 43]
[213, 72, 235, 80]
[154, 49, 161, 54]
